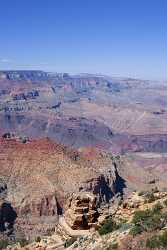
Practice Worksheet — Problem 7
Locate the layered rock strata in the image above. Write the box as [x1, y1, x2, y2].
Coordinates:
[64, 193, 99, 230]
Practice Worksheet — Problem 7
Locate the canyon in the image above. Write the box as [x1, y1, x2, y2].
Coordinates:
[0, 71, 167, 248]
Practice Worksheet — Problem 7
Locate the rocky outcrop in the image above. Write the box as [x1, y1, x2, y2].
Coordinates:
[64, 193, 99, 230]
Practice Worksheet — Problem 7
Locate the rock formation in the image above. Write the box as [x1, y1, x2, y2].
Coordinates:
[64, 192, 99, 230]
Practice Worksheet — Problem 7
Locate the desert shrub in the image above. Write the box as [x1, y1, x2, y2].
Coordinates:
[146, 231, 167, 249]
[64, 237, 77, 248]
[35, 236, 41, 243]
[16, 238, 29, 247]
[152, 202, 163, 213]
[117, 219, 132, 233]
[0, 240, 9, 250]
[98, 217, 118, 235]
[130, 206, 166, 236]
[130, 224, 143, 236]
[146, 235, 160, 249]
[144, 191, 156, 203]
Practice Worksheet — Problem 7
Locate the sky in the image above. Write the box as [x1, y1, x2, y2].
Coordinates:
[0, 0, 167, 80]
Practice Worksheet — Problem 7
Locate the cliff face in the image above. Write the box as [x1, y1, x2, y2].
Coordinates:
[15, 194, 57, 217]
[0, 137, 123, 237]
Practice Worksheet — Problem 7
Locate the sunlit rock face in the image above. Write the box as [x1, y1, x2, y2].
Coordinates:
[64, 192, 99, 230]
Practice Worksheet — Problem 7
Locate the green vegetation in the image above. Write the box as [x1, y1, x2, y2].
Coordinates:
[152, 201, 163, 213]
[16, 238, 29, 247]
[0, 238, 29, 250]
[0, 240, 9, 250]
[130, 202, 167, 236]
[64, 237, 77, 248]
[146, 231, 167, 249]
[98, 217, 118, 235]
[144, 191, 156, 203]
[143, 188, 159, 203]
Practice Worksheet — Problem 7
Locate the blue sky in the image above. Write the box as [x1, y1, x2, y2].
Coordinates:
[0, 0, 167, 79]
